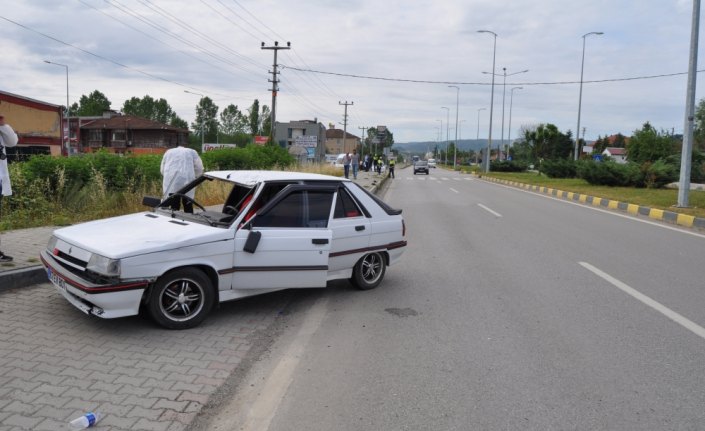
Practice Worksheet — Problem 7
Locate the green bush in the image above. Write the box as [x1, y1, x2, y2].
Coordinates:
[576, 160, 677, 188]
[540, 159, 577, 178]
[576, 161, 635, 186]
[490, 160, 528, 172]
[200, 144, 295, 170]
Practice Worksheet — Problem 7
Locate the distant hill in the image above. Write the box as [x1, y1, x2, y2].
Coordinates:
[393, 139, 489, 155]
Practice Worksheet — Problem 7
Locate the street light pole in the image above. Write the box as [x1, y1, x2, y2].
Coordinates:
[476, 108, 486, 164]
[575, 31, 604, 160]
[482, 68, 528, 160]
[44, 60, 70, 154]
[441, 107, 450, 165]
[678, 0, 700, 207]
[478, 30, 497, 172]
[508, 87, 523, 156]
[435, 119, 442, 158]
[448, 85, 460, 169]
[184, 90, 205, 149]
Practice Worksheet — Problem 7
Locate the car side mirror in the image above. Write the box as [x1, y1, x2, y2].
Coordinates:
[243, 230, 262, 253]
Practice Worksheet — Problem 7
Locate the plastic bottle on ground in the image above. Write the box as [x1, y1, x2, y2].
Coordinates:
[68, 411, 104, 429]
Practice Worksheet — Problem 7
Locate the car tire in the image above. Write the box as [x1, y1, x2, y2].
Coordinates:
[148, 268, 215, 329]
[350, 252, 386, 290]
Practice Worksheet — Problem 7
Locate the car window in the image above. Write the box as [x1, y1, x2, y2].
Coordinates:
[252, 190, 334, 228]
[334, 188, 363, 218]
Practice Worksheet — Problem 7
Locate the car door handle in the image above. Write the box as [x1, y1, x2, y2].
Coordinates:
[355, 225, 365, 231]
[312, 238, 329, 245]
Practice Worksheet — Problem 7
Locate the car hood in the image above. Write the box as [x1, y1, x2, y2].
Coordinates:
[52, 212, 233, 259]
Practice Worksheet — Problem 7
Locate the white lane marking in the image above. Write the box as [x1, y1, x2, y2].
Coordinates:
[478, 203, 502, 218]
[449, 188, 459, 193]
[453, 178, 462, 181]
[580, 262, 705, 340]
[441, 177, 449, 181]
[240, 298, 329, 430]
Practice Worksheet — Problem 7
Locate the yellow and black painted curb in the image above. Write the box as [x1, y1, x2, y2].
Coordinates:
[479, 176, 705, 231]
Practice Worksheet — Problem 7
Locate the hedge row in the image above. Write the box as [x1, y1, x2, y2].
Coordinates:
[17, 145, 295, 195]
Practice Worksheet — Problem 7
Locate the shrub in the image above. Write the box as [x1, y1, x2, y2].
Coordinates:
[577, 160, 635, 186]
[641, 160, 678, 188]
[490, 160, 528, 172]
[200, 144, 295, 170]
[540, 159, 577, 178]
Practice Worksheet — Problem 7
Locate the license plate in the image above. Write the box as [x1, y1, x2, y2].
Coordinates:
[47, 267, 68, 292]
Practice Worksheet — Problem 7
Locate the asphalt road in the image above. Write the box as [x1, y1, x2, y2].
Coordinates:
[193, 166, 705, 430]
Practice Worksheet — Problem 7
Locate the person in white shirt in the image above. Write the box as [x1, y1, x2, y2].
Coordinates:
[0, 114, 19, 262]
[160, 144, 204, 213]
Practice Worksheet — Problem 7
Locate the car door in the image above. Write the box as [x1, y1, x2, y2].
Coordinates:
[328, 185, 371, 274]
[232, 185, 335, 289]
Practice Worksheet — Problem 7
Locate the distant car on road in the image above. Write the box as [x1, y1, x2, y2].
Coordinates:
[413, 160, 429, 175]
[41, 170, 407, 329]
[427, 158, 437, 168]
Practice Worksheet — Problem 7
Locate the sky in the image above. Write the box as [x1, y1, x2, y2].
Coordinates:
[1, 0, 702, 144]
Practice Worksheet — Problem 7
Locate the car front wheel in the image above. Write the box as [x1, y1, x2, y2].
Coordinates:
[350, 252, 386, 290]
[148, 268, 215, 329]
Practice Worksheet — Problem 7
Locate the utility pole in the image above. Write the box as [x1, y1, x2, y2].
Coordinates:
[261, 41, 291, 144]
[339, 101, 353, 153]
[358, 126, 369, 153]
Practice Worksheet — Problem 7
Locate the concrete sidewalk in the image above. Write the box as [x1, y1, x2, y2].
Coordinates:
[0, 170, 388, 292]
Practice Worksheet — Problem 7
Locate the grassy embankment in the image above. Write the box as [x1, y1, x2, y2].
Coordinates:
[468, 170, 705, 219]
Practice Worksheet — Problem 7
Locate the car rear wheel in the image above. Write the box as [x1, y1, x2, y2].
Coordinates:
[148, 268, 214, 329]
[350, 252, 386, 290]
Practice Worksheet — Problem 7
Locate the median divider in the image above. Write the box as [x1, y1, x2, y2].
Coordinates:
[479, 175, 705, 231]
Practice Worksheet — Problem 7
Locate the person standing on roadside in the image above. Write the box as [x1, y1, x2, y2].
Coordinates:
[0, 114, 19, 262]
[351, 149, 360, 180]
[343, 152, 351, 179]
[160, 143, 204, 213]
[388, 158, 396, 178]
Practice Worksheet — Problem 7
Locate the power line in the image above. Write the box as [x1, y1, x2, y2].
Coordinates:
[282, 65, 705, 86]
[0, 14, 231, 98]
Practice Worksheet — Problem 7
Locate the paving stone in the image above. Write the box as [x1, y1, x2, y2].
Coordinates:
[3, 414, 43, 429]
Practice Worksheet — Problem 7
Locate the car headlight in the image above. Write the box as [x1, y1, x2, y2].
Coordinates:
[87, 254, 121, 277]
[47, 236, 58, 253]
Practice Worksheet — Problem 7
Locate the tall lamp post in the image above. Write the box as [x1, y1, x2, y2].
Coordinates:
[448, 85, 460, 168]
[476, 108, 486, 164]
[477, 30, 497, 172]
[507, 86, 523, 157]
[575, 31, 604, 160]
[441, 107, 450, 165]
[435, 119, 442, 159]
[44, 60, 69, 154]
[184, 90, 205, 148]
[678, 0, 700, 207]
[482, 68, 528, 160]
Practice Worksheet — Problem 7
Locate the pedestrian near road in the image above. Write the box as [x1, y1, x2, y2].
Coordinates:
[388, 158, 396, 178]
[351, 149, 360, 179]
[0, 114, 18, 262]
[343, 152, 351, 179]
[160, 144, 204, 213]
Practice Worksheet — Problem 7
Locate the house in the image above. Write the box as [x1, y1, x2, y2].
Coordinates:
[78, 113, 189, 155]
[325, 125, 359, 155]
[603, 147, 628, 163]
[273, 119, 326, 162]
[0, 90, 63, 159]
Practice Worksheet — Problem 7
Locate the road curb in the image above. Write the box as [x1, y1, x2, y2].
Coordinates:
[0, 266, 47, 292]
[480, 175, 705, 231]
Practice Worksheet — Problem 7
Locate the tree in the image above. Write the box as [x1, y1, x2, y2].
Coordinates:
[219, 104, 248, 136]
[261, 105, 272, 138]
[522, 123, 573, 161]
[191, 97, 219, 144]
[626, 122, 677, 164]
[122, 95, 180, 124]
[248, 99, 261, 135]
[694, 98, 705, 151]
[72, 90, 111, 116]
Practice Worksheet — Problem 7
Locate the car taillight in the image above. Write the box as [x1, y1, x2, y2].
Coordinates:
[402, 220, 406, 237]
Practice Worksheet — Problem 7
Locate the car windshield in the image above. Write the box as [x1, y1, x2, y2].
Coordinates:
[152, 175, 252, 228]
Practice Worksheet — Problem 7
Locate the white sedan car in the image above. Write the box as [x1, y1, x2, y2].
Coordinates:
[41, 171, 407, 329]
